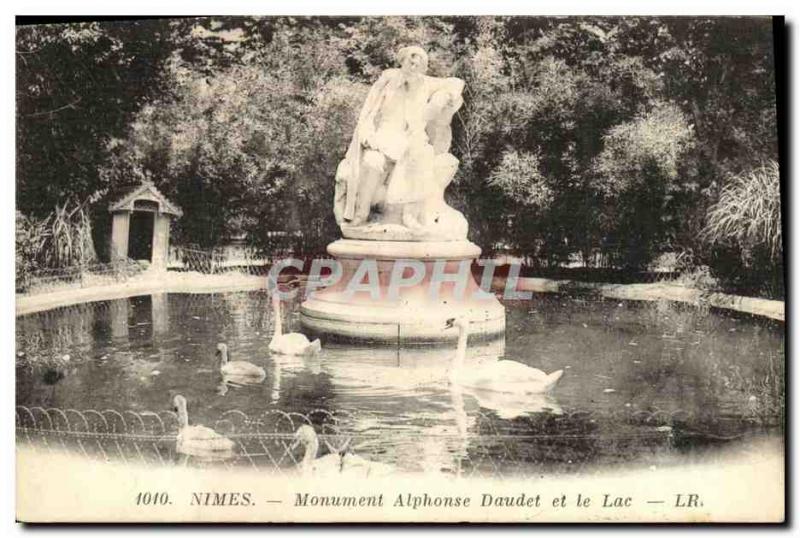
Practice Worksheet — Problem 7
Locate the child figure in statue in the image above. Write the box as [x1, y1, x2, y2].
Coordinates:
[397, 85, 466, 230]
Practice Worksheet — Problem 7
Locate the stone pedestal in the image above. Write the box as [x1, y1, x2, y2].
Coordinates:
[300, 239, 505, 343]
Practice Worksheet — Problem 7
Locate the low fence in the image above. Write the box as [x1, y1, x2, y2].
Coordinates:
[15, 404, 706, 477]
[19, 260, 146, 295]
[18, 247, 297, 296]
[167, 246, 335, 276]
[167, 246, 296, 275]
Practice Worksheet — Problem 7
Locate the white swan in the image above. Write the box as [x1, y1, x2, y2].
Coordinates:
[173, 395, 235, 458]
[216, 342, 266, 380]
[290, 425, 345, 476]
[269, 295, 321, 356]
[290, 425, 393, 478]
[444, 317, 563, 394]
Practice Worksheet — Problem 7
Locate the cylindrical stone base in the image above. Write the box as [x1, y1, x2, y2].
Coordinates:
[300, 239, 506, 344]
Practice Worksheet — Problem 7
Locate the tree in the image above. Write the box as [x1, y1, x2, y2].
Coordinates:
[17, 16, 779, 293]
[100, 18, 367, 253]
[16, 20, 176, 216]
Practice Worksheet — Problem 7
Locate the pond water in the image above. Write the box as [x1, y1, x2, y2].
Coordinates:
[16, 291, 784, 475]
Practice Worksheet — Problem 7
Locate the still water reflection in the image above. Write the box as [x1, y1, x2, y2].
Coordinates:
[16, 291, 784, 473]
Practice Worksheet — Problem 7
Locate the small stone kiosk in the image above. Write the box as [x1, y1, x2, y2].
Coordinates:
[300, 46, 505, 343]
[108, 181, 182, 271]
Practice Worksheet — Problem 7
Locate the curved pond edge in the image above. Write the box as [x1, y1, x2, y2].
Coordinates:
[505, 277, 784, 322]
[15, 271, 266, 317]
[16, 271, 783, 322]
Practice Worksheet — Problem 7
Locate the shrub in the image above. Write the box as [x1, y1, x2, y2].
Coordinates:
[15, 212, 41, 292]
[15, 203, 98, 292]
[705, 161, 782, 258]
[594, 103, 694, 196]
[487, 149, 553, 209]
[703, 161, 783, 298]
[593, 103, 695, 270]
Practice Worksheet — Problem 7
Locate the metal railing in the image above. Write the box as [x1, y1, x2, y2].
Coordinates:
[19, 260, 146, 295]
[18, 246, 286, 296]
[16, 404, 694, 477]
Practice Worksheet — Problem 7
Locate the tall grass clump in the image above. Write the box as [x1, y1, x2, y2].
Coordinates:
[705, 161, 782, 257]
[15, 202, 98, 292]
[40, 202, 98, 269]
[703, 161, 783, 298]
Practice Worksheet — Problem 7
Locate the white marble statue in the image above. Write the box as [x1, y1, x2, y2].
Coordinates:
[334, 45, 469, 241]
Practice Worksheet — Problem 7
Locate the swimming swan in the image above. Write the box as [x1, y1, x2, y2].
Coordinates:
[173, 395, 235, 458]
[444, 317, 563, 394]
[290, 425, 344, 476]
[290, 425, 393, 477]
[269, 295, 321, 356]
[216, 343, 266, 380]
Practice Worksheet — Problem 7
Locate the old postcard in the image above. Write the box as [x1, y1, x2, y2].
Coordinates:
[14, 15, 784, 523]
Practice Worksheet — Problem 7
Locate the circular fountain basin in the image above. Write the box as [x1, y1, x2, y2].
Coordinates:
[299, 239, 506, 343]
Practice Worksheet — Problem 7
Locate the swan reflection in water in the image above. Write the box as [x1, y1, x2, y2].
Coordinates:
[207, 333, 562, 474]
[318, 339, 505, 394]
[458, 386, 563, 420]
[314, 338, 562, 474]
[217, 372, 267, 396]
[267, 351, 323, 403]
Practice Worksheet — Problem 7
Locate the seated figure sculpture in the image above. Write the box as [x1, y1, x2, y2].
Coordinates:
[333, 45, 469, 241]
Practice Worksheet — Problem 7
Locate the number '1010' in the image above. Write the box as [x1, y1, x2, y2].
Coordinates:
[135, 491, 170, 505]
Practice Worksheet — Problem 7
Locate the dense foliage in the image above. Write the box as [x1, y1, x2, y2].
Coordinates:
[704, 161, 783, 297]
[15, 204, 97, 292]
[16, 17, 781, 296]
